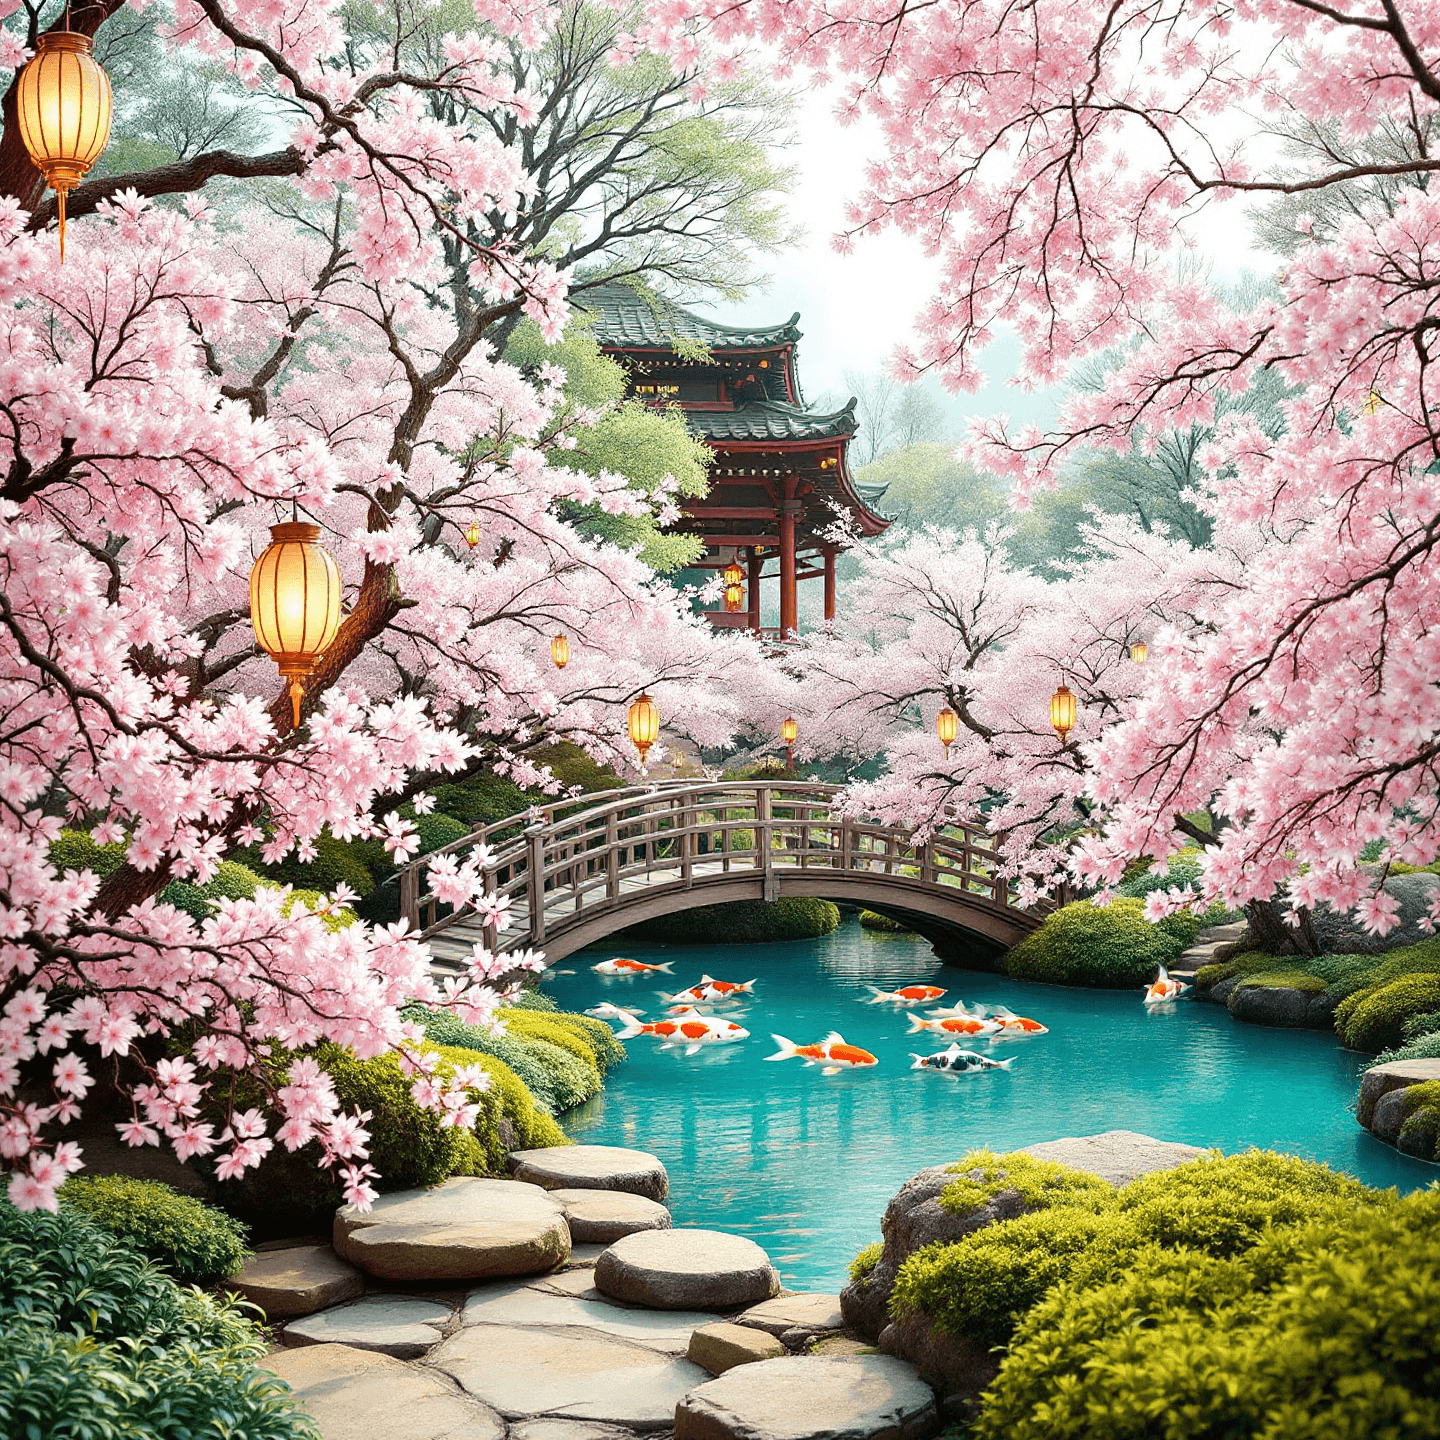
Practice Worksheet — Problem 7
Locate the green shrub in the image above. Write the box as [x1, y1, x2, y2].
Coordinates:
[60, 1177, 248, 1286]
[427, 1044, 569, 1161]
[1322, 935, 1440, 998]
[1403, 1009, 1440, 1042]
[940, 1149, 1114, 1217]
[1234, 968, 1328, 994]
[859, 909, 910, 933]
[235, 831, 377, 898]
[850, 1241, 883, 1282]
[502, 1009, 605, 1077]
[206, 860, 264, 903]
[0, 1202, 315, 1440]
[624, 896, 841, 944]
[47, 827, 128, 877]
[1371, 1028, 1440, 1066]
[512, 989, 559, 1012]
[976, 1187, 1440, 1440]
[1005, 898, 1185, 988]
[1335, 972, 1440, 1051]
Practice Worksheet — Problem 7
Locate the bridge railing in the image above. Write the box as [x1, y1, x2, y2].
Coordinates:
[396, 780, 1020, 950]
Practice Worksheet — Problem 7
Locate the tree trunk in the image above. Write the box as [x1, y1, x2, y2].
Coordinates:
[1243, 897, 1319, 958]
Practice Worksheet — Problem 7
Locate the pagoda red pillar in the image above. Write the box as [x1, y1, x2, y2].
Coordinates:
[778, 477, 798, 637]
[823, 546, 837, 622]
[747, 549, 762, 632]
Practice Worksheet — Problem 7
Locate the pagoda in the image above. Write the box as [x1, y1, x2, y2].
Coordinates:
[578, 283, 891, 635]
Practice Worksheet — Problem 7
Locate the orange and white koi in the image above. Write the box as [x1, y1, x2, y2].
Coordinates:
[591, 957, 675, 977]
[612, 1006, 749, 1055]
[1143, 965, 1189, 1005]
[978, 1005, 1048, 1036]
[907, 1011, 1002, 1037]
[663, 974, 757, 1007]
[766, 1031, 878, 1075]
[865, 983, 947, 1006]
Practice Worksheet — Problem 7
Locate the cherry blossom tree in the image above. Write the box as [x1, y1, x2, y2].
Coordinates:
[0, 0, 770, 1210]
[652, 0, 1440, 950]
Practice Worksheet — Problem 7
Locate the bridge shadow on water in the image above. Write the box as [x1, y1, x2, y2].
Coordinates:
[541, 916, 1436, 1290]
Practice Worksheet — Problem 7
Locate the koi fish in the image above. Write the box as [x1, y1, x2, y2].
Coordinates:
[907, 1011, 1002, 1037]
[865, 983, 947, 1006]
[910, 1044, 1014, 1074]
[613, 1007, 749, 1056]
[591, 957, 674, 976]
[1144, 965, 1190, 1005]
[663, 974, 757, 1006]
[586, 1001, 642, 1021]
[766, 1032, 878, 1076]
[986, 1005, 1048, 1036]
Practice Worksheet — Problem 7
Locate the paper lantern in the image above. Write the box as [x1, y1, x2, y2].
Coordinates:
[723, 558, 744, 588]
[724, 582, 744, 612]
[781, 714, 797, 768]
[250, 522, 343, 728]
[937, 706, 959, 757]
[1130, 642, 1147, 663]
[1049, 684, 1078, 742]
[628, 692, 659, 763]
[551, 633, 570, 669]
[16, 31, 113, 261]
[464, 519, 481, 548]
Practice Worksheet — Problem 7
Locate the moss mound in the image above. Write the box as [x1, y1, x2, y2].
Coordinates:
[1004, 898, 1189, 988]
[1336, 972, 1440, 1051]
[622, 897, 841, 945]
[859, 909, 911, 933]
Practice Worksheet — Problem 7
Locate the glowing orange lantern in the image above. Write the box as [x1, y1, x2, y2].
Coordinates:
[1130, 641, 1148, 664]
[551, 633, 570, 669]
[781, 714, 798, 768]
[464, 518, 481, 548]
[723, 558, 744, 588]
[250, 522, 343, 728]
[628, 692, 659, 763]
[1049, 684, 1078, 742]
[724, 583, 744, 612]
[937, 706, 958, 757]
[16, 31, 113, 261]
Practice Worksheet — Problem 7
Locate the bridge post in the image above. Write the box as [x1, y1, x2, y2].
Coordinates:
[526, 824, 546, 944]
[757, 786, 778, 901]
[680, 793, 693, 889]
[400, 863, 419, 931]
[920, 840, 936, 885]
[840, 816, 852, 871]
[606, 808, 619, 903]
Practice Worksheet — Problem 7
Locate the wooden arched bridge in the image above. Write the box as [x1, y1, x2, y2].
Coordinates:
[397, 781, 1049, 971]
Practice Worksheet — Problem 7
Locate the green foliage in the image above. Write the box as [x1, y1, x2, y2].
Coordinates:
[976, 1187, 1440, 1440]
[60, 1177, 249, 1286]
[1235, 969, 1328, 994]
[850, 1241, 883, 1283]
[426, 1044, 569, 1165]
[235, 831, 377, 899]
[1335, 973, 1440, 1051]
[158, 860, 267, 924]
[1403, 1009, 1440, 1042]
[859, 909, 910, 933]
[0, 1202, 315, 1440]
[1004, 898, 1186, 988]
[854, 444, 1008, 535]
[940, 1149, 1115, 1218]
[48, 827, 128, 878]
[624, 897, 841, 944]
[1371, 1028, 1440, 1066]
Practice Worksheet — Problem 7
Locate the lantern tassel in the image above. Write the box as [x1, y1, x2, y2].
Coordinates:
[57, 189, 65, 265]
[289, 677, 304, 729]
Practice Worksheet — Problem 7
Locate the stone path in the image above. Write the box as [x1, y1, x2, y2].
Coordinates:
[1170, 919, 1248, 983]
[511, 1145, 670, 1202]
[245, 1144, 937, 1440]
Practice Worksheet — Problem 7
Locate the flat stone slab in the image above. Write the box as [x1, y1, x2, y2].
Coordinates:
[1358, 1058, 1440, 1128]
[1019, 1130, 1206, 1188]
[737, 1294, 844, 1340]
[690, 1322, 786, 1375]
[431, 1321, 707, 1430]
[334, 1177, 569, 1282]
[596, 1229, 780, 1311]
[262, 1342, 504, 1440]
[674, 1354, 937, 1440]
[463, 1277, 717, 1354]
[510, 1423, 641, 1440]
[231, 1244, 364, 1320]
[551, 1187, 672, 1244]
[283, 1296, 451, 1358]
[511, 1146, 669, 1203]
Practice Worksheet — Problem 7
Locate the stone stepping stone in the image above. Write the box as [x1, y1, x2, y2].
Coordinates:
[674, 1354, 936, 1440]
[552, 1187, 671, 1244]
[689, 1321, 785, 1375]
[511, 1145, 669, 1202]
[1018, 1130, 1206, 1188]
[231, 1243, 364, 1320]
[430, 1321, 707, 1430]
[595, 1229, 780, 1311]
[283, 1296, 451, 1359]
[1358, 1058, 1440, 1128]
[462, 1276, 716, 1354]
[511, 1423, 642, 1440]
[736, 1294, 844, 1342]
[262, 1341, 504, 1440]
[334, 1177, 569, 1282]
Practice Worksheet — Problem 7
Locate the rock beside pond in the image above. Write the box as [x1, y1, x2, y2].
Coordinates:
[1314, 873, 1440, 954]
[262, 1342, 505, 1440]
[510, 1145, 669, 1203]
[1371, 1088, 1412, 1146]
[550, 1187, 672, 1243]
[878, 1312, 998, 1416]
[595, 1229, 780, 1311]
[1227, 983, 1336, 1030]
[1357, 1057, 1440, 1128]
[737, 1293, 845, 1344]
[673, 1354, 936, 1440]
[334, 1176, 569, 1281]
[1019, 1130, 1206, 1188]
[688, 1321, 786, 1375]
[282, 1296, 451, 1358]
[231, 1243, 364, 1319]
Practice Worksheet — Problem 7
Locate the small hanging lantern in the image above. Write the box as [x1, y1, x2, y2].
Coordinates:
[937, 706, 959, 758]
[1049, 684, 1078, 742]
[724, 583, 744, 613]
[250, 522, 344, 728]
[551, 633, 570, 669]
[464, 519, 481, 549]
[16, 31, 113, 262]
[628, 692, 659, 764]
[1130, 641, 1148, 664]
[1364, 389, 1384, 416]
[781, 715, 798, 768]
[723, 558, 744, 589]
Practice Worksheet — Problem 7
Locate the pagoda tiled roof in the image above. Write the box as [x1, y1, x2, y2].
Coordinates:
[687, 399, 857, 444]
[577, 281, 802, 351]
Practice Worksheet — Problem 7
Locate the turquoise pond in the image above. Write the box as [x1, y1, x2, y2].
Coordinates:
[540, 918, 1436, 1290]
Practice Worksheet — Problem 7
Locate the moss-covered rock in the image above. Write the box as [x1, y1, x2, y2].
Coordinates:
[1336, 972, 1440, 1051]
[621, 897, 841, 945]
[1004, 898, 1186, 988]
[859, 910, 911, 933]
